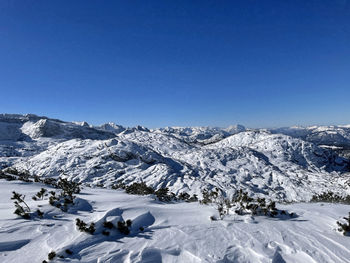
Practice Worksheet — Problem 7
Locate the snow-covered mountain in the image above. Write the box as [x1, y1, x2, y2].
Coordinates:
[154, 124, 246, 144]
[0, 114, 115, 141]
[1, 114, 350, 202]
[271, 125, 350, 147]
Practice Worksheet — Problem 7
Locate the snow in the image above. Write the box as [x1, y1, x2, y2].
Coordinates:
[0, 114, 349, 202]
[0, 180, 349, 263]
[272, 125, 350, 149]
[0, 114, 350, 262]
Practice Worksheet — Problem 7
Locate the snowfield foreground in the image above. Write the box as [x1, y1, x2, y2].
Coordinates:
[0, 180, 350, 263]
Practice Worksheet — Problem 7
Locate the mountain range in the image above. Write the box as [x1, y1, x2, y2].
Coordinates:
[1, 114, 349, 202]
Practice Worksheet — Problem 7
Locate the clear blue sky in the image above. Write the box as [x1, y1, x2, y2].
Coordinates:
[0, 1, 349, 128]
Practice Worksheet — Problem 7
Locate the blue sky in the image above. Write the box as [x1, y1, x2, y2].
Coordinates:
[0, 1, 349, 128]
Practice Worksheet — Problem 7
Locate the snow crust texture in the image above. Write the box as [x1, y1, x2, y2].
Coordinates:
[0, 181, 349, 263]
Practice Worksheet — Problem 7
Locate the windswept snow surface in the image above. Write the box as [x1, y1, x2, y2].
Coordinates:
[0, 180, 350, 263]
[0, 114, 350, 202]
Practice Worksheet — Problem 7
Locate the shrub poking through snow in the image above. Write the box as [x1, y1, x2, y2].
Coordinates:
[200, 188, 220, 204]
[33, 188, 47, 201]
[40, 177, 58, 187]
[178, 192, 191, 201]
[117, 220, 132, 235]
[103, 221, 114, 229]
[0, 170, 16, 181]
[232, 190, 282, 217]
[102, 219, 138, 235]
[337, 212, 350, 236]
[11, 191, 31, 219]
[49, 178, 80, 211]
[75, 218, 96, 234]
[57, 178, 81, 196]
[48, 251, 56, 260]
[311, 192, 350, 204]
[37, 188, 47, 199]
[155, 187, 175, 202]
[200, 188, 294, 219]
[3, 167, 32, 182]
[125, 182, 154, 195]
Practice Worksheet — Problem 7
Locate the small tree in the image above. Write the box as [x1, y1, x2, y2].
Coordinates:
[37, 188, 47, 199]
[11, 191, 31, 219]
[33, 188, 47, 201]
[57, 178, 81, 197]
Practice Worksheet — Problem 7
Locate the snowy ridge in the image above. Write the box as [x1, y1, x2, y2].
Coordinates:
[155, 124, 246, 144]
[0, 114, 350, 202]
[272, 125, 350, 149]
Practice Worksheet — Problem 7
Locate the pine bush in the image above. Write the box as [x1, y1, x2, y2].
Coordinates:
[337, 212, 350, 236]
[11, 191, 31, 219]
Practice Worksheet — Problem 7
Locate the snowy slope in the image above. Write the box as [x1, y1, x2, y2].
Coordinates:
[0, 180, 350, 263]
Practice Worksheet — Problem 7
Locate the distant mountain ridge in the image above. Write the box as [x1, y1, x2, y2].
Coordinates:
[0, 114, 349, 202]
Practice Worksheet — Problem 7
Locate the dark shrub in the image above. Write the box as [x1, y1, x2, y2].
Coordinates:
[103, 221, 114, 229]
[125, 182, 154, 195]
[311, 192, 350, 204]
[48, 251, 56, 260]
[155, 187, 175, 202]
[76, 218, 95, 234]
[337, 212, 350, 236]
[11, 191, 31, 219]
[117, 220, 131, 235]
